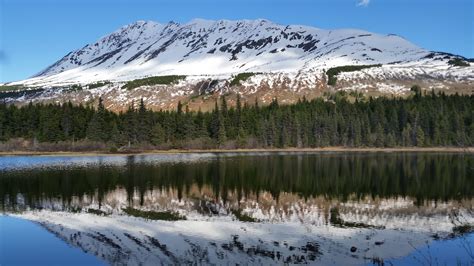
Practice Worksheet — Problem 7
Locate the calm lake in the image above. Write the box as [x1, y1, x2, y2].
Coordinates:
[0, 152, 473, 265]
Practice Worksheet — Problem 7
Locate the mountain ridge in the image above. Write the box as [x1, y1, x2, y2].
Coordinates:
[16, 18, 452, 85]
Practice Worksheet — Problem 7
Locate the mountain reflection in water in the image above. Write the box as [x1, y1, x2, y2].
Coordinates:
[1, 152, 473, 265]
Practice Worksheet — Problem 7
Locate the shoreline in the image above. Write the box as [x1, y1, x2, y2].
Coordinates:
[0, 147, 472, 156]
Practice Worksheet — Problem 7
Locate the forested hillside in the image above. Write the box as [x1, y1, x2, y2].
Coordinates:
[0, 91, 472, 151]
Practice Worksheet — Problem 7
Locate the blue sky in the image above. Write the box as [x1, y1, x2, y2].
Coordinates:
[0, 0, 472, 83]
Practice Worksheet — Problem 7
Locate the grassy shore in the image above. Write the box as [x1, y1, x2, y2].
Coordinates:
[0, 147, 472, 156]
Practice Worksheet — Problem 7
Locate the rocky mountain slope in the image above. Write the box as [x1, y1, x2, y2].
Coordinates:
[2, 19, 473, 111]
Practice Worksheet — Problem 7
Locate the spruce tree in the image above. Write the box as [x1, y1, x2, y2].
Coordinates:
[402, 123, 413, 146]
[217, 112, 227, 146]
[209, 101, 220, 140]
[86, 97, 108, 141]
[416, 126, 425, 146]
[151, 123, 165, 146]
[137, 98, 151, 143]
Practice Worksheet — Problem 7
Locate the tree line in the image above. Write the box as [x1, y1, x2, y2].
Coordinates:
[0, 91, 472, 150]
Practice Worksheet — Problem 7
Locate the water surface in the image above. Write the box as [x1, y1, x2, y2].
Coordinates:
[0, 152, 472, 265]
[0, 216, 103, 265]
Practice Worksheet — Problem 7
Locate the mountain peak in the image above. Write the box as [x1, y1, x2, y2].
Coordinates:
[120, 20, 161, 30]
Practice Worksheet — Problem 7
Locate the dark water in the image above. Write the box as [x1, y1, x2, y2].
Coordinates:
[1, 152, 472, 207]
[0, 152, 473, 265]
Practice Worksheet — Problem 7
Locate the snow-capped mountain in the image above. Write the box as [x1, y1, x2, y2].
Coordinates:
[4, 19, 473, 110]
[29, 18, 430, 83]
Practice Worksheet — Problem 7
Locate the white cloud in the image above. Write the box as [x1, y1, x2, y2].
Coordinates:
[357, 0, 370, 7]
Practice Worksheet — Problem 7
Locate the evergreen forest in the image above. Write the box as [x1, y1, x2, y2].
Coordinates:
[0, 91, 472, 150]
